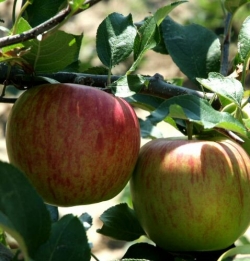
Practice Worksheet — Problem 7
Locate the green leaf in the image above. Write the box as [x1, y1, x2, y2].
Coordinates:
[22, 0, 67, 27]
[134, 17, 158, 57]
[129, 16, 160, 73]
[0, 162, 51, 259]
[129, 1, 186, 71]
[0, 18, 33, 71]
[97, 203, 146, 241]
[237, 235, 250, 245]
[111, 75, 136, 97]
[139, 118, 164, 139]
[112, 73, 150, 97]
[127, 74, 149, 93]
[243, 117, 250, 130]
[152, 29, 168, 55]
[12, 16, 32, 34]
[22, 31, 83, 73]
[147, 94, 247, 136]
[161, 16, 221, 83]
[35, 214, 91, 261]
[2, 17, 32, 52]
[197, 72, 244, 106]
[224, 0, 250, 14]
[69, 0, 86, 12]
[218, 245, 250, 260]
[122, 243, 172, 261]
[0, 227, 7, 246]
[125, 94, 164, 111]
[238, 16, 250, 61]
[112, 73, 151, 97]
[96, 12, 136, 69]
[154, 1, 187, 26]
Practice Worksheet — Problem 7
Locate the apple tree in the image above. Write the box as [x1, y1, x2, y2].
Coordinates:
[0, 0, 250, 260]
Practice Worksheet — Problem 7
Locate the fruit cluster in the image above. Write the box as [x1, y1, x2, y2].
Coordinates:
[6, 84, 250, 252]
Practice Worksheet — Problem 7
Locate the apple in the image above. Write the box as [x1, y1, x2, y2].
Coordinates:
[6, 83, 140, 206]
[130, 137, 250, 251]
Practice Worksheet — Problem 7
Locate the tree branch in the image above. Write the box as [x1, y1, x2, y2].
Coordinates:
[0, 66, 219, 108]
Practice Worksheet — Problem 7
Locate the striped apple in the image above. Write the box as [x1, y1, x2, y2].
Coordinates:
[6, 83, 140, 206]
[130, 138, 250, 251]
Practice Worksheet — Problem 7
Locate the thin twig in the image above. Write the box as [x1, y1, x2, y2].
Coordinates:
[0, 6, 71, 48]
[220, 12, 233, 76]
[0, 67, 220, 107]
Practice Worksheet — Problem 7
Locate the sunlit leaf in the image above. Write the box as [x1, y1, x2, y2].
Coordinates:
[238, 16, 250, 62]
[217, 245, 250, 260]
[129, 16, 159, 73]
[154, 1, 187, 26]
[69, 0, 86, 12]
[22, 31, 83, 73]
[96, 13, 136, 69]
[147, 95, 247, 136]
[224, 0, 250, 14]
[197, 72, 244, 106]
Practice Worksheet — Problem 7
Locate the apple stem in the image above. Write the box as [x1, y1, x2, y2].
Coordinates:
[187, 121, 193, 140]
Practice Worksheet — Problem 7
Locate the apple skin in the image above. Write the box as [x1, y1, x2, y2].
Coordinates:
[6, 83, 140, 206]
[130, 138, 250, 251]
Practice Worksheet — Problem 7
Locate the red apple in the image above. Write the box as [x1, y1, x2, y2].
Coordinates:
[130, 137, 250, 251]
[6, 83, 140, 206]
